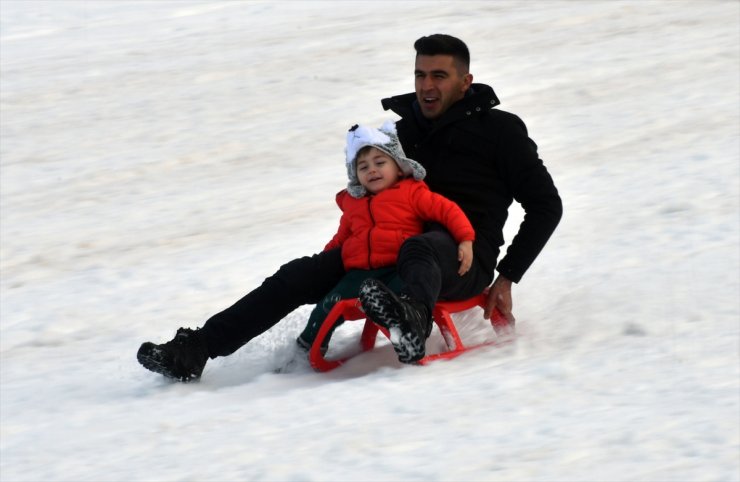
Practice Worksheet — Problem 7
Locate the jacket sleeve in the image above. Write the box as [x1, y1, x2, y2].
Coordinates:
[409, 182, 476, 243]
[494, 113, 563, 282]
[324, 191, 352, 251]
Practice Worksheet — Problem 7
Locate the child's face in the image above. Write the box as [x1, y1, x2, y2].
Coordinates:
[356, 147, 404, 194]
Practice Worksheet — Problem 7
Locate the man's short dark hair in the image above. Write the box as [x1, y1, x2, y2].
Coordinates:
[414, 34, 470, 71]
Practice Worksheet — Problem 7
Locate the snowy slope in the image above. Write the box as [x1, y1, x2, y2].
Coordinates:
[1, 1, 738, 481]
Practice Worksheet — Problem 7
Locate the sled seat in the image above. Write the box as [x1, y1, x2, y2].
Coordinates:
[308, 291, 513, 372]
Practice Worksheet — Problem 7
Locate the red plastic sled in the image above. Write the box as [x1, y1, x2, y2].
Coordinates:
[308, 291, 514, 372]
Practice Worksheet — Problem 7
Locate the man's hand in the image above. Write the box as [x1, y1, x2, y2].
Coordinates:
[484, 274, 515, 324]
[457, 240, 473, 276]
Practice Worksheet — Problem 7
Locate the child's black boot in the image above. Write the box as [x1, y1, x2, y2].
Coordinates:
[358, 278, 430, 364]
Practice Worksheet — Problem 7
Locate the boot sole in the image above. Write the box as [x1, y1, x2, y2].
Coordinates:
[359, 280, 425, 364]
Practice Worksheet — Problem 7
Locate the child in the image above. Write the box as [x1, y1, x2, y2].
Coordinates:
[296, 121, 475, 356]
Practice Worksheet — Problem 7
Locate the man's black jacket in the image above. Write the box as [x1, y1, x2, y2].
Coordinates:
[381, 83, 562, 283]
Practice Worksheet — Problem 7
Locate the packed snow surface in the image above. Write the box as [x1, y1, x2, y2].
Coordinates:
[1, 1, 738, 481]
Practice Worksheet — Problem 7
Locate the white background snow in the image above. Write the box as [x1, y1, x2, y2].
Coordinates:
[1, 1, 738, 481]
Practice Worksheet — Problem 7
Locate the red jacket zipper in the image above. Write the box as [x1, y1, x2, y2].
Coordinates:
[366, 196, 375, 268]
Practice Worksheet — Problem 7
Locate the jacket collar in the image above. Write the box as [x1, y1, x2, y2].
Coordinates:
[381, 83, 500, 133]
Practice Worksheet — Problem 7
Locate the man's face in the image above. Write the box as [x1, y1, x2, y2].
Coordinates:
[415, 54, 473, 120]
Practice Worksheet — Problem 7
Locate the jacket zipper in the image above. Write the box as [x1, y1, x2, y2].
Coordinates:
[367, 196, 375, 268]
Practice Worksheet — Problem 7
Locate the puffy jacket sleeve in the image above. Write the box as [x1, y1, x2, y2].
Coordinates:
[408, 181, 476, 243]
[324, 190, 352, 251]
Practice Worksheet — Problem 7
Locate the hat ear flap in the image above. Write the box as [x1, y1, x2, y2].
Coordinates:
[347, 182, 367, 198]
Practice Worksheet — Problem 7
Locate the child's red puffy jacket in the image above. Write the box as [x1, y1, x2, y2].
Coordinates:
[325, 178, 475, 270]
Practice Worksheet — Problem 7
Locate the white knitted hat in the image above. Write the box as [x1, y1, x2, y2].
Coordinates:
[345, 120, 426, 198]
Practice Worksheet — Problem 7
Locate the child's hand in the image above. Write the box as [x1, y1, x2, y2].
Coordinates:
[457, 240, 473, 276]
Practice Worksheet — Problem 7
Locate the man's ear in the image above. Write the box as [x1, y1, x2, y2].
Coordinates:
[462, 72, 473, 91]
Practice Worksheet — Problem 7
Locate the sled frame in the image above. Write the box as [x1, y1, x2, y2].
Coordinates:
[308, 292, 513, 372]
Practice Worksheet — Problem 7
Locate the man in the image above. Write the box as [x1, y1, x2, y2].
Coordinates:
[355, 35, 562, 363]
[137, 34, 562, 381]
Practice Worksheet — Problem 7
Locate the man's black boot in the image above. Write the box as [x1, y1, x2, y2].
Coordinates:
[137, 328, 209, 382]
[358, 278, 430, 364]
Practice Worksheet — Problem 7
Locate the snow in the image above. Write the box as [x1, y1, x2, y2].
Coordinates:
[1, 1, 738, 481]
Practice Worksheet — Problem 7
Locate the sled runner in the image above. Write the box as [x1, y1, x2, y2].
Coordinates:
[308, 291, 514, 372]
